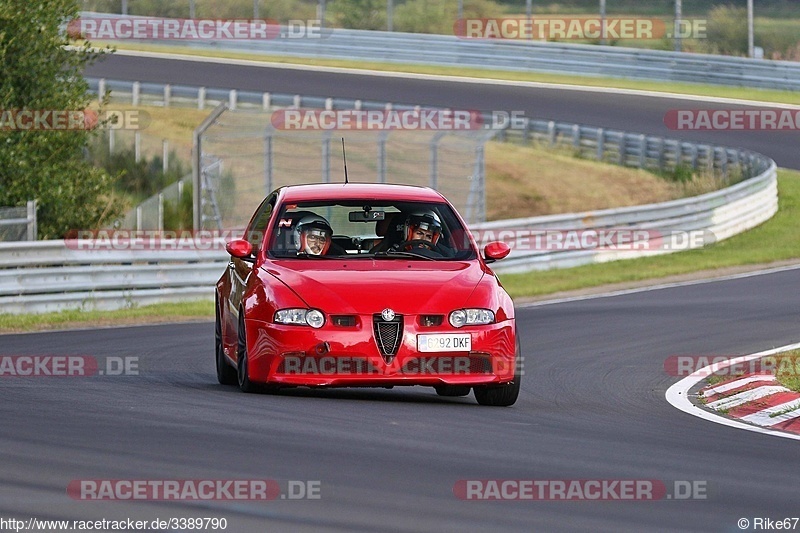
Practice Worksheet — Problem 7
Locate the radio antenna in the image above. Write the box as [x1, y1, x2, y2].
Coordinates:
[341, 137, 349, 184]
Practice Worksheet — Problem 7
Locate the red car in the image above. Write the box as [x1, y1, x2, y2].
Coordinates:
[215, 183, 520, 406]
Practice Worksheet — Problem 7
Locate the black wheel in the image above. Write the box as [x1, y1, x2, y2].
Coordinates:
[237, 313, 258, 393]
[216, 300, 238, 385]
[434, 385, 471, 397]
[473, 337, 522, 407]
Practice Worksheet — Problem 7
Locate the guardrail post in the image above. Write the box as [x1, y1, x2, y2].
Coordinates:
[547, 121, 556, 146]
[596, 128, 604, 161]
[132, 81, 140, 106]
[136, 205, 142, 231]
[229, 89, 237, 111]
[26, 200, 37, 241]
[377, 131, 388, 183]
[293, 95, 301, 108]
[263, 92, 271, 111]
[134, 131, 141, 162]
[572, 124, 581, 152]
[162, 139, 169, 174]
[690, 143, 698, 169]
[322, 131, 331, 183]
[264, 131, 273, 193]
[619, 133, 627, 166]
[98, 78, 106, 100]
[325, 98, 333, 110]
[639, 134, 647, 168]
[108, 128, 115, 154]
[430, 132, 446, 190]
[354, 100, 362, 110]
[158, 193, 164, 231]
[164, 84, 171, 107]
[198, 87, 206, 110]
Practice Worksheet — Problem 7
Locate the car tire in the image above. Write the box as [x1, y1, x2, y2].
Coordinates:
[216, 299, 238, 386]
[237, 313, 258, 393]
[473, 337, 522, 407]
[434, 385, 471, 397]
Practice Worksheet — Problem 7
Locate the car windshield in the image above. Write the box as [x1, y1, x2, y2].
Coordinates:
[268, 200, 477, 261]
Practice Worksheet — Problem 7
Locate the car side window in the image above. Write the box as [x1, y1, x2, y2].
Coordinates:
[245, 195, 276, 252]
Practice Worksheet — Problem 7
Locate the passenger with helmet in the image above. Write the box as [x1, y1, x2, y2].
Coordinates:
[294, 214, 334, 256]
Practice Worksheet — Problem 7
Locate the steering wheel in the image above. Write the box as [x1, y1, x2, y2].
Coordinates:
[396, 239, 436, 251]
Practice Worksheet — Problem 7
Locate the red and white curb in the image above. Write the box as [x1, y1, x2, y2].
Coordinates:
[666, 342, 800, 441]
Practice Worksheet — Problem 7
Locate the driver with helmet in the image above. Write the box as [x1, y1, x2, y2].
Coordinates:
[401, 210, 442, 249]
[294, 214, 334, 256]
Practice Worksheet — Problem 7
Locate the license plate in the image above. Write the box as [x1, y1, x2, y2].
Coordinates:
[417, 334, 471, 353]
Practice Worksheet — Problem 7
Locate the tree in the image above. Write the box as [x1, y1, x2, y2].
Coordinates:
[0, 0, 122, 239]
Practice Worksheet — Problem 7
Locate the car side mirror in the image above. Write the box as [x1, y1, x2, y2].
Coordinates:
[483, 241, 511, 263]
[226, 239, 255, 263]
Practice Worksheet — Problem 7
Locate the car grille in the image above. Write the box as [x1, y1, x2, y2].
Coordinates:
[373, 314, 403, 362]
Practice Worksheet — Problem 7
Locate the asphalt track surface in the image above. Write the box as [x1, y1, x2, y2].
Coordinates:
[2, 268, 800, 532]
[84, 53, 800, 169]
[1, 55, 797, 532]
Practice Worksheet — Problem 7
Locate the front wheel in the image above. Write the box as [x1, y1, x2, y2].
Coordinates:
[216, 299, 238, 385]
[474, 338, 522, 407]
[237, 314, 258, 393]
[473, 374, 520, 406]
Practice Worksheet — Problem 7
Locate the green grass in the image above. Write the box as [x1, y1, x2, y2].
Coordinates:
[0, 300, 213, 333]
[773, 351, 800, 393]
[499, 168, 800, 298]
[108, 42, 800, 106]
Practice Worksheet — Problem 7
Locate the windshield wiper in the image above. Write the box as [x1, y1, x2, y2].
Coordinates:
[373, 250, 436, 261]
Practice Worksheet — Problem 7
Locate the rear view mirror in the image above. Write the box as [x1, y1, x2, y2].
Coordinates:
[349, 210, 385, 222]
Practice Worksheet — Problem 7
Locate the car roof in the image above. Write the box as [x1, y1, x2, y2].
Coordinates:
[276, 183, 447, 203]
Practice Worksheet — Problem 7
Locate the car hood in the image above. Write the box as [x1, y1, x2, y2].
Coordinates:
[262, 259, 485, 314]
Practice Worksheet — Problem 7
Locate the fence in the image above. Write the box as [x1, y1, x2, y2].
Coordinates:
[0, 201, 37, 242]
[79, 12, 800, 91]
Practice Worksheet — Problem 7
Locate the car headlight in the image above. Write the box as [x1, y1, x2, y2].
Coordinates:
[449, 309, 495, 328]
[274, 308, 325, 328]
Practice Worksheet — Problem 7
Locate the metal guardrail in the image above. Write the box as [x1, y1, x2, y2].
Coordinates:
[80, 12, 800, 91]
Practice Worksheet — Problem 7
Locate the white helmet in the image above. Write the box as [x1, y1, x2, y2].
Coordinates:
[294, 214, 332, 255]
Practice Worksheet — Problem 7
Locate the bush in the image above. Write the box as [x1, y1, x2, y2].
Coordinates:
[704, 5, 748, 56]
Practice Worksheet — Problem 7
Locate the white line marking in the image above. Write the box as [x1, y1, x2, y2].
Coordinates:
[706, 385, 788, 411]
[665, 342, 800, 441]
[741, 398, 800, 427]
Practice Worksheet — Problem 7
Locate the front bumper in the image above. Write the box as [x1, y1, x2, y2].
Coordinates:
[245, 316, 516, 387]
